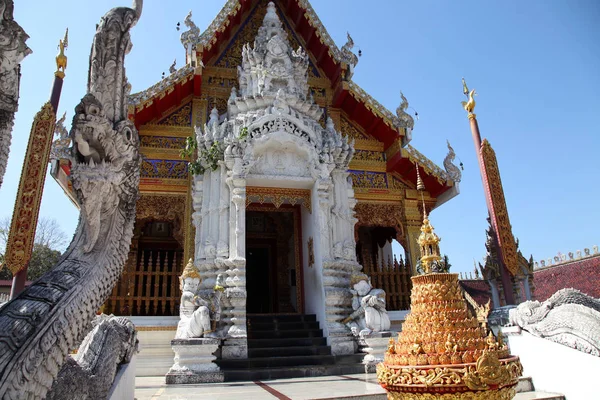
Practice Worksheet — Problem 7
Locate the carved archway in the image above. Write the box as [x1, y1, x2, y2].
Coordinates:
[135, 194, 186, 247]
[354, 202, 405, 244]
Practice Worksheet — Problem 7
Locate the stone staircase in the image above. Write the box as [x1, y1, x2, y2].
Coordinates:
[216, 314, 364, 381]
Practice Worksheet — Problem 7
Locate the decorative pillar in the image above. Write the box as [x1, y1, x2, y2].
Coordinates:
[462, 79, 516, 305]
[5, 30, 67, 298]
[221, 180, 247, 359]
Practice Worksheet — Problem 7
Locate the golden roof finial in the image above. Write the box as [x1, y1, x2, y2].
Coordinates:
[415, 166, 442, 274]
[55, 28, 68, 79]
[461, 78, 477, 117]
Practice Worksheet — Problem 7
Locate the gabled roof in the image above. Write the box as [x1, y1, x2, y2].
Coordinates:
[126, 0, 457, 200]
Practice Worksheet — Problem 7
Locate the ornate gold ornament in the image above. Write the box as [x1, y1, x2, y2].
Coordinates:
[378, 272, 522, 398]
[246, 186, 311, 212]
[4, 103, 56, 274]
[340, 115, 371, 139]
[157, 102, 192, 126]
[180, 258, 201, 288]
[480, 139, 518, 276]
[349, 170, 388, 190]
[461, 78, 477, 118]
[55, 28, 68, 78]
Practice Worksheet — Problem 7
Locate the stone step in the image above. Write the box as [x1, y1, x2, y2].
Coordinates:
[514, 391, 565, 400]
[249, 320, 320, 331]
[248, 336, 328, 348]
[246, 314, 317, 323]
[222, 363, 366, 382]
[217, 354, 363, 370]
[248, 345, 332, 358]
[248, 328, 323, 339]
[516, 376, 535, 393]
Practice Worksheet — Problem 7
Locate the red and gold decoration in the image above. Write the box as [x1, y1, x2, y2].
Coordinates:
[480, 139, 518, 276]
[3, 30, 67, 297]
[377, 167, 522, 399]
[3, 103, 56, 275]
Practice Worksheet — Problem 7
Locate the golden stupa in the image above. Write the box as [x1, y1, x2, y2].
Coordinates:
[377, 169, 523, 400]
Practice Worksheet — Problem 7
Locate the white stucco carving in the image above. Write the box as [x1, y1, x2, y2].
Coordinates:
[192, 1, 365, 355]
[0, 0, 31, 189]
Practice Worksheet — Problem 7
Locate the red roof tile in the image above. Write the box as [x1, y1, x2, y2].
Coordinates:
[459, 280, 492, 306]
[534, 255, 600, 301]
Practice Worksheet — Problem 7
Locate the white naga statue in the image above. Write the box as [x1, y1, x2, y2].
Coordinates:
[343, 273, 391, 336]
[175, 259, 224, 339]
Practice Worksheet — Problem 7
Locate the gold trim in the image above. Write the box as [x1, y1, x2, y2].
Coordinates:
[354, 138, 385, 152]
[136, 326, 178, 332]
[142, 149, 186, 160]
[246, 187, 312, 213]
[355, 191, 403, 202]
[349, 160, 387, 172]
[385, 387, 516, 400]
[139, 125, 194, 137]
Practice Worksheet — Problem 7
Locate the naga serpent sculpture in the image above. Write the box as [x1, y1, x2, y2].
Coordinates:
[0, 1, 142, 398]
[509, 288, 600, 356]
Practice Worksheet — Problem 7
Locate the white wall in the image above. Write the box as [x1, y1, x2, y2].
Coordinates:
[504, 326, 598, 400]
[301, 189, 328, 339]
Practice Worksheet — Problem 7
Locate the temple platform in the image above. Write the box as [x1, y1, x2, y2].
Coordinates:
[135, 374, 564, 400]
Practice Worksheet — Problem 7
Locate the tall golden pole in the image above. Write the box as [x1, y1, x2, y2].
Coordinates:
[462, 79, 517, 305]
[4, 29, 68, 298]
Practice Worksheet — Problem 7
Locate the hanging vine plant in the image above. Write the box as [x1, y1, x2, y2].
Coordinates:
[180, 135, 223, 176]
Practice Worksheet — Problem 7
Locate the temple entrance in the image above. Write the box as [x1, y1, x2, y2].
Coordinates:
[245, 205, 303, 314]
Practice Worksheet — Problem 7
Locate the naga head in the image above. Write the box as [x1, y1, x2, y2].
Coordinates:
[509, 299, 552, 328]
[70, 93, 140, 253]
[68, 0, 143, 254]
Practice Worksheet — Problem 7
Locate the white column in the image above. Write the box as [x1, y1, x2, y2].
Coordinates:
[217, 164, 229, 260]
[192, 174, 204, 263]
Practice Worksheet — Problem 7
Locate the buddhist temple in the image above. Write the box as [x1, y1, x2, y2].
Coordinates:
[50, 0, 459, 319]
[46, 0, 461, 377]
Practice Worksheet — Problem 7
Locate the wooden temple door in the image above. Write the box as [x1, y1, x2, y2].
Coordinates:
[245, 205, 304, 314]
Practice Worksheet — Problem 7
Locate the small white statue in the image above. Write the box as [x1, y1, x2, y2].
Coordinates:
[343, 273, 390, 336]
[175, 259, 211, 339]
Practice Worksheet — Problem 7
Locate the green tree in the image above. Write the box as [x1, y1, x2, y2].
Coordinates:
[0, 217, 67, 281]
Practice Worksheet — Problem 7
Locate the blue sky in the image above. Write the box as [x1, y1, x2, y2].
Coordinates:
[2, 0, 598, 275]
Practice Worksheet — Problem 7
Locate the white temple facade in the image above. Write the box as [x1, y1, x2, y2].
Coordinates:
[192, 3, 360, 355]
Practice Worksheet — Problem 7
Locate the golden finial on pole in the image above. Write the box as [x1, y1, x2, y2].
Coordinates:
[55, 28, 68, 78]
[461, 77, 477, 118]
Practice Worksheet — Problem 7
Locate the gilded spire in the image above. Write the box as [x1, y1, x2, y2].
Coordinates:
[55, 28, 68, 78]
[416, 166, 442, 274]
